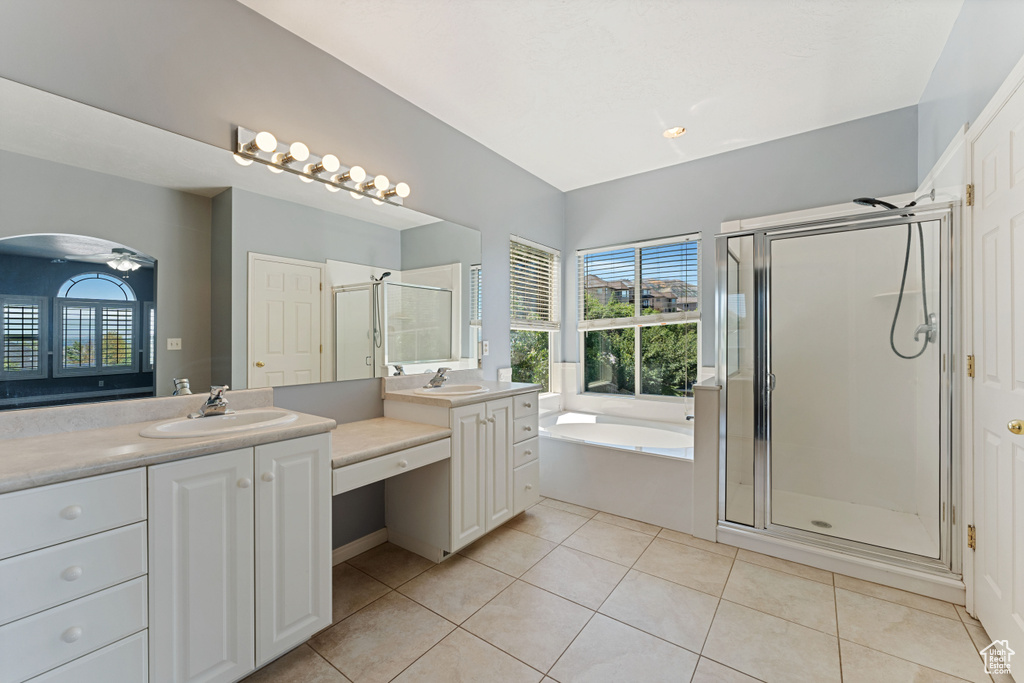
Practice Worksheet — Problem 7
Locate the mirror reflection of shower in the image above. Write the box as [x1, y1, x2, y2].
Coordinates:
[372, 271, 391, 349]
[852, 197, 936, 359]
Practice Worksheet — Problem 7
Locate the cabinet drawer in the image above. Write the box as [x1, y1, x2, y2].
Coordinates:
[0, 522, 147, 626]
[513, 460, 541, 515]
[513, 437, 539, 469]
[513, 392, 539, 419]
[25, 631, 147, 683]
[512, 415, 538, 444]
[0, 469, 146, 561]
[333, 438, 451, 495]
[0, 576, 147, 683]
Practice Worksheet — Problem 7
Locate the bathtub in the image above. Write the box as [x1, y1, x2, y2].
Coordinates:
[539, 411, 694, 531]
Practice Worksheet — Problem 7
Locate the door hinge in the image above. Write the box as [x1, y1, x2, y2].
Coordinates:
[320, 282, 323, 291]
[968, 524, 976, 550]
[966, 184, 974, 206]
[967, 355, 975, 378]
[320, 344, 323, 353]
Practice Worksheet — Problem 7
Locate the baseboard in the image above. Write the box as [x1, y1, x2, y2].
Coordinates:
[332, 528, 388, 565]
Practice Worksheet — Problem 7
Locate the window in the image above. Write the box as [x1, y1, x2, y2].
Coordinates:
[510, 237, 560, 392]
[0, 296, 48, 380]
[57, 272, 136, 300]
[143, 302, 155, 372]
[579, 235, 699, 398]
[54, 273, 139, 377]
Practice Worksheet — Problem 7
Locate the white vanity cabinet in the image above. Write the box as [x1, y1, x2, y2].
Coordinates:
[148, 433, 331, 683]
[450, 397, 513, 548]
[511, 393, 541, 514]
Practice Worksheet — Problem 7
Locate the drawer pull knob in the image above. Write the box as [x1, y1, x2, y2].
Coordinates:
[525, 483, 533, 490]
[524, 425, 533, 432]
[61, 627, 82, 644]
[60, 505, 82, 521]
[487, 416, 496, 423]
[398, 459, 409, 468]
[524, 402, 532, 408]
[524, 450, 533, 456]
[238, 478, 252, 489]
[261, 472, 275, 482]
[61, 566, 83, 582]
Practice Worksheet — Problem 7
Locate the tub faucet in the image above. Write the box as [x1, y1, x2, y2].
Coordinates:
[189, 385, 233, 419]
[914, 313, 937, 343]
[392, 364, 405, 376]
[424, 368, 451, 389]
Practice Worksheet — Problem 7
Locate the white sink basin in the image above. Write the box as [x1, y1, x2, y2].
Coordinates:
[413, 384, 490, 396]
[140, 408, 299, 439]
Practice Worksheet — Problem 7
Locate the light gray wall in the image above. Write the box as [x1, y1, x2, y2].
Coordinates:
[401, 221, 482, 355]
[917, 0, 1024, 181]
[0, 0, 565, 381]
[0, 150, 212, 395]
[564, 106, 920, 367]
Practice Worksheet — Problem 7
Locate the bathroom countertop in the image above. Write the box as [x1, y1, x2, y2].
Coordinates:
[0, 411, 336, 494]
[331, 418, 451, 468]
[383, 380, 541, 408]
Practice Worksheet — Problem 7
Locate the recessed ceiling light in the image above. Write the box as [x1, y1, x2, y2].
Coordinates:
[663, 126, 686, 139]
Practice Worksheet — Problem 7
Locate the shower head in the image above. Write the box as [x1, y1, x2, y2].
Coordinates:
[853, 197, 899, 210]
[375, 272, 392, 281]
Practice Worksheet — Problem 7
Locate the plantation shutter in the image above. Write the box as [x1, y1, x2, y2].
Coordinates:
[510, 237, 560, 330]
[469, 265, 482, 326]
[0, 295, 48, 380]
[54, 300, 139, 376]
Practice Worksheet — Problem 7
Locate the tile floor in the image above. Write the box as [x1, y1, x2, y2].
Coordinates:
[243, 498, 1004, 683]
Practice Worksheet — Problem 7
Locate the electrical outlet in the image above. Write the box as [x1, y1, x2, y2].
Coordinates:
[498, 368, 512, 382]
[167, 338, 182, 351]
[97, 380, 104, 387]
[482, 340, 489, 356]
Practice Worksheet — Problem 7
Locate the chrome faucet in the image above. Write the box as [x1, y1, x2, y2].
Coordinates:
[423, 368, 451, 389]
[392, 364, 405, 376]
[189, 385, 233, 419]
[914, 313, 938, 343]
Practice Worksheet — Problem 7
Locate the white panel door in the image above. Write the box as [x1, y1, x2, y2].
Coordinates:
[254, 434, 332, 666]
[250, 255, 322, 388]
[149, 449, 255, 683]
[971, 76, 1024, 666]
[485, 398, 514, 531]
[451, 403, 487, 551]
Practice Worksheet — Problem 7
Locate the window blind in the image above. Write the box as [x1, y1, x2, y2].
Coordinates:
[510, 237, 560, 330]
[0, 296, 48, 380]
[54, 299, 139, 376]
[469, 265, 482, 326]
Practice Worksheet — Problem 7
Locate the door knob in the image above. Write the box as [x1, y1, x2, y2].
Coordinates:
[255, 361, 265, 368]
[1010, 420, 1024, 435]
[261, 472, 275, 482]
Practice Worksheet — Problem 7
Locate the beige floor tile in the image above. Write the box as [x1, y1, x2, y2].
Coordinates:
[634, 538, 734, 597]
[834, 573, 960, 620]
[310, 592, 454, 683]
[539, 498, 598, 519]
[735, 549, 833, 585]
[332, 562, 390, 623]
[505, 504, 589, 543]
[392, 628, 542, 683]
[346, 542, 434, 589]
[956, 603, 983, 627]
[722, 560, 837, 635]
[591, 511, 660, 536]
[598, 569, 718, 652]
[459, 526, 557, 577]
[658, 528, 738, 558]
[548, 614, 698, 683]
[241, 645, 351, 683]
[562, 519, 655, 566]
[835, 588, 989, 683]
[462, 581, 592, 672]
[964, 623, 991, 652]
[839, 639, 971, 683]
[398, 555, 513, 623]
[520, 546, 628, 609]
[703, 600, 841, 683]
[690, 657, 762, 683]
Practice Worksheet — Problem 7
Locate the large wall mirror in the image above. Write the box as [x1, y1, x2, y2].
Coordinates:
[0, 78, 482, 411]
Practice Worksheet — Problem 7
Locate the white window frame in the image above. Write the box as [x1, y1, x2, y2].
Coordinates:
[577, 233, 701, 399]
[0, 295, 49, 381]
[53, 299, 140, 377]
[510, 236, 561, 392]
[142, 301, 156, 373]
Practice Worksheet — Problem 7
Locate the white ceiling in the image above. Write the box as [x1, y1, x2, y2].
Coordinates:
[239, 0, 963, 191]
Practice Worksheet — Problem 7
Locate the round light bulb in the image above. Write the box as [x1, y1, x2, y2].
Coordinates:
[372, 190, 385, 205]
[349, 166, 367, 183]
[325, 184, 340, 193]
[350, 190, 364, 200]
[268, 164, 283, 174]
[320, 154, 340, 173]
[289, 141, 310, 162]
[394, 182, 411, 198]
[233, 153, 253, 167]
[254, 131, 277, 152]
[662, 126, 686, 139]
[299, 164, 315, 182]
[371, 174, 389, 190]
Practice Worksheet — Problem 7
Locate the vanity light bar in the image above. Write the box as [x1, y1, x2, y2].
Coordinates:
[234, 126, 410, 206]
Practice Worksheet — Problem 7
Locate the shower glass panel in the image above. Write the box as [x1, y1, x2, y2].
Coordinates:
[768, 219, 943, 558]
[724, 235, 755, 526]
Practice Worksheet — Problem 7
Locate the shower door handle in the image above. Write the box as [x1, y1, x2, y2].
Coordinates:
[767, 373, 776, 392]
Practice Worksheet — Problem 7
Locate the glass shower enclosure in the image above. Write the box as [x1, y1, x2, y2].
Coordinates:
[717, 203, 959, 574]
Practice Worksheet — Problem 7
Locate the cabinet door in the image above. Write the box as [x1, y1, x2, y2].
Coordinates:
[451, 403, 487, 551]
[485, 398, 514, 531]
[254, 434, 332, 666]
[149, 449, 255, 683]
